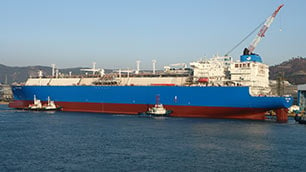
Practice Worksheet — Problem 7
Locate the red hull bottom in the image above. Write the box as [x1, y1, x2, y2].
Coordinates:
[9, 100, 271, 120]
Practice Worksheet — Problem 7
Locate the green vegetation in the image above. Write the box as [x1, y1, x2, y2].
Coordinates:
[269, 57, 306, 85]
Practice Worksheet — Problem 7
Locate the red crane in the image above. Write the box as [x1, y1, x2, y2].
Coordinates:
[244, 4, 284, 55]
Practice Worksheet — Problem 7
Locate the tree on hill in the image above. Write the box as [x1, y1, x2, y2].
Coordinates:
[269, 56, 306, 85]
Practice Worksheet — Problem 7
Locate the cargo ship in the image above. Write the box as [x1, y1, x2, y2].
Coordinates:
[9, 4, 292, 121]
[9, 84, 292, 120]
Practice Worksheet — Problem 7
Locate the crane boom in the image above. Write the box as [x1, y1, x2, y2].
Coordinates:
[245, 4, 284, 55]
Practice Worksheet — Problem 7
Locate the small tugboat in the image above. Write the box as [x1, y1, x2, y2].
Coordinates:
[43, 96, 62, 111]
[145, 95, 172, 116]
[146, 103, 172, 116]
[26, 95, 62, 111]
[27, 95, 43, 110]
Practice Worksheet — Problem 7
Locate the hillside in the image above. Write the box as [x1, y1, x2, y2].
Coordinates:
[0, 64, 115, 84]
[269, 57, 306, 85]
[0, 65, 85, 84]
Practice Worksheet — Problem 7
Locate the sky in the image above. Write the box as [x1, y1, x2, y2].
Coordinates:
[1, 0, 305, 70]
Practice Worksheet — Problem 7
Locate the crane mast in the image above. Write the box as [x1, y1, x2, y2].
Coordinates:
[244, 4, 284, 55]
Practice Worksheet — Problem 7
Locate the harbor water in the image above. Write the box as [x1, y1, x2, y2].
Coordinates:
[1, 104, 306, 171]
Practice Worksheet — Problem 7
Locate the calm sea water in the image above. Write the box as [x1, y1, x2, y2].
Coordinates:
[1, 104, 306, 172]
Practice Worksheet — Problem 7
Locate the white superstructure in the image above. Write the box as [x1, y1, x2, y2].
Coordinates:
[190, 56, 232, 85]
[190, 56, 270, 95]
[230, 61, 270, 95]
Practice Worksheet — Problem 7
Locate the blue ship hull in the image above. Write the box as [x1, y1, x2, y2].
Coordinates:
[9, 85, 293, 120]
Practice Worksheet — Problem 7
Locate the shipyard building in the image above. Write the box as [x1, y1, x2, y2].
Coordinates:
[298, 84, 306, 112]
[0, 84, 13, 102]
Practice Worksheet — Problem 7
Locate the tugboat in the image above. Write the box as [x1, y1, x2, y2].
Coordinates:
[43, 96, 62, 111]
[27, 95, 62, 111]
[145, 95, 172, 116]
[27, 95, 43, 110]
[146, 104, 172, 116]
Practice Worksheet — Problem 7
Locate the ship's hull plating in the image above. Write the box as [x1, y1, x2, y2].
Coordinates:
[9, 85, 293, 120]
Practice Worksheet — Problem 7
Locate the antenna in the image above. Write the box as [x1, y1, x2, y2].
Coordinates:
[152, 59, 157, 74]
[56, 69, 59, 78]
[51, 64, 56, 77]
[119, 69, 122, 78]
[136, 60, 141, 74]
[92, 62, 96, 75]
[38, 70, 43, 78]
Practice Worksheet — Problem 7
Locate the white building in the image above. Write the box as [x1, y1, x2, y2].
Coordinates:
[298, 84, 306, 112]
